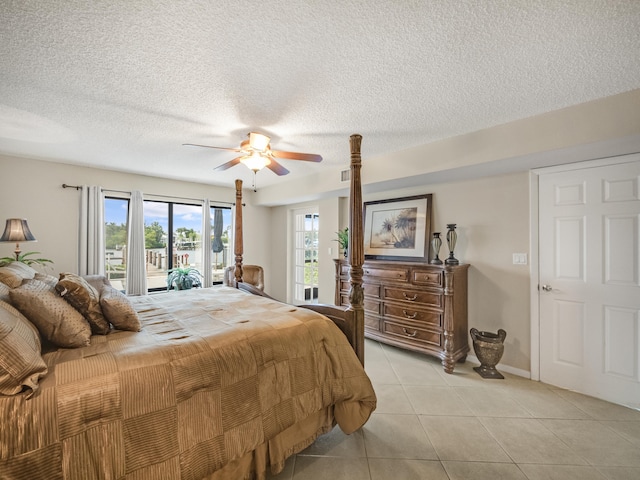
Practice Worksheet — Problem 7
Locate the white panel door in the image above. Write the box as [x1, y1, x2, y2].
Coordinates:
[291, 208, 319, 305]
[539, 159, 640, 409]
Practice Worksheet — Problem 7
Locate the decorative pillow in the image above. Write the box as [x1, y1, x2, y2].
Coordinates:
[34, 272, 59, 288]
[0, 262, 37, 288]
[83, 275, 112, 292]
[0, 300, 48, 397]
[55, 273, 110, 335]
[9, 280, 92, 348]
[100, 286, 141, 332]
[0, 281, 10, 303]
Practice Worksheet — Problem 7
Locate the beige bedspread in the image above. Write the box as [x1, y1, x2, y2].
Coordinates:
[0, 286, 376, 479]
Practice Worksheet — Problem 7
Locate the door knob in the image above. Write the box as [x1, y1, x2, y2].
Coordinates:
[541, 285, 553, 292]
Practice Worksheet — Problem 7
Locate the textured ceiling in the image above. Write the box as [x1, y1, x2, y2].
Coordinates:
[1, 0, 640, 190]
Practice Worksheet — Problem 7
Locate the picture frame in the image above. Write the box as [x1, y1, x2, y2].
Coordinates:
[364, 194, 432, 262]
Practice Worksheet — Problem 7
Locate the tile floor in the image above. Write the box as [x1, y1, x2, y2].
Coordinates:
[268, 339, 640, 480]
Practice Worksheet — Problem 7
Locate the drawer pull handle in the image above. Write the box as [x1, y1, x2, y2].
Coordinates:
[403, 310, 417, 319]
[402, 328, 417, 337]
[403, 292, 418, 301]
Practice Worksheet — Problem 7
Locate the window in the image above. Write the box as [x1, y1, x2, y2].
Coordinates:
[104, 197, 129, 290]
[104, 197, 231, 292]
[292, 209, 319, 304]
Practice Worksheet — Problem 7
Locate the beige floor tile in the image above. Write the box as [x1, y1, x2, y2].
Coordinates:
[478, 417, 587, 465]
[597, 465, 640, 480]
[539, 419, 640, 467]
[368, 458, 449, 480]
[384, 350, 449, 386]
[442, 460, 529, 479]
[363, 413, 438, 459]
[455, 386, 533, 417]
[554, 391, 640, 421]
[518, 464, 607, 479]
[298, 425, 366, 458]
[420, 415, 511, 462]
[292, 456, 370, 480]
[404, 385, 474, 415]
[365, 357, 401, 385]
[508, 388, 592, 419]
[601, 420, 640, 447]
[370, 383, 414, 414]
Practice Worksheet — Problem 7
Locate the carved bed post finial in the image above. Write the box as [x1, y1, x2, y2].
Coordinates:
[347, 134, 365, 364]
[234, 179, 244, 286]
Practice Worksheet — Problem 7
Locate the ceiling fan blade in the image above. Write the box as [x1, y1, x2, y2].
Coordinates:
[183, 143, 242, 153]
[271, 150, 322, 162]
[266, 159, 290, 176]
[214, 156, 244, 171]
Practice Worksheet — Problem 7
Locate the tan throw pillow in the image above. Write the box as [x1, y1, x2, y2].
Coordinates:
[56, 273, 110, 335]
[34, 272, 59, 288]
[83, 275, 112, 292]
[100, 286, 141, 332]
[0, 281, 10, 303]
[0, 300, 48, 397]
[10, 280, 92, 348]
[0, 262, 37, 288]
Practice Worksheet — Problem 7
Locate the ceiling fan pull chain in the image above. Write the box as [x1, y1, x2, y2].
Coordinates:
[252, 171, 257, 192]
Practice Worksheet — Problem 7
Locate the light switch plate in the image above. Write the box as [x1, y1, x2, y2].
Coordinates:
[512, 253, 528, 265]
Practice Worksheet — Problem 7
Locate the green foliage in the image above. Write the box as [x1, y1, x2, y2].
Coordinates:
[166, 267, 202, 290]
[105, 222, 127, 249]
[0, 252, 54, 268]
[145, 221, 166, 249]
[335, 227, 349, 250]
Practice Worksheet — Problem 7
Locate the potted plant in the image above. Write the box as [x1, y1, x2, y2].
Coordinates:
[166, 267, 202, 291]
[335, 227, 349, 258]
[0, 251, 53, 268]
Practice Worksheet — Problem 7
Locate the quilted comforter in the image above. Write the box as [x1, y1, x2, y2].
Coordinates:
[0, 286, 376, 479]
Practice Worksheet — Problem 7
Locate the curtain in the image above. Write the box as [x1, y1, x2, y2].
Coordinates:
[201, 199, 212, 287]
[126, 190, 147, 295]
[79, 185, 105, 276]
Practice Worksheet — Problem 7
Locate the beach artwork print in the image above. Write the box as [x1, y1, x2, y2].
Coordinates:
[369, 207, 417, 249]
[364, 195, 431, 260]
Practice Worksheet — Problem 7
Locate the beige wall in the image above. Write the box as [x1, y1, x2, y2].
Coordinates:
[0, 155, 274, 290]
[272, 171, 531, 372]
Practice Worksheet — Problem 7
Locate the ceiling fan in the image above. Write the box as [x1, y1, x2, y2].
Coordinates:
[184, 132, 322, 176]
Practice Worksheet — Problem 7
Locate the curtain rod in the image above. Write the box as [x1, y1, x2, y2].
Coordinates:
[62, 184, 236, 206]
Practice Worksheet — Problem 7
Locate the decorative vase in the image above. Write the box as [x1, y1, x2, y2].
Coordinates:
[445, 223, 459, 265]
[430, 232, 443, 265]
[470, 328, 507, 379]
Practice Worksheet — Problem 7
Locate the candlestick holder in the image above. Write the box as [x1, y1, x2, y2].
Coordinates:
[430, 232, 443, 265]
[445, 223, 459, 265]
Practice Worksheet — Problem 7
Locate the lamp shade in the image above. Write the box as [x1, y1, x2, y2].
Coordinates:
[0, 219, 36, 242]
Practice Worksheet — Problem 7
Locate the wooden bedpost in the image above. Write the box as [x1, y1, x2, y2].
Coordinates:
[234, 179, 244, 286]
[346, 134, 365, 364]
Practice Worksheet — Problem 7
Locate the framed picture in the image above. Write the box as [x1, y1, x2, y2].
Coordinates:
[364, 194, 432, 262]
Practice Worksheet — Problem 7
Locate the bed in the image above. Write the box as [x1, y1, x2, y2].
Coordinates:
[0, 135, 374, 479]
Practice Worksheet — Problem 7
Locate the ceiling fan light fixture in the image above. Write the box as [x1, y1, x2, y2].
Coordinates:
[248, 132, 270, 151]
[240, 151, 270, 172]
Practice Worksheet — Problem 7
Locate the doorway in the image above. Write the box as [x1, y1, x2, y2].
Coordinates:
[291, 208, 319, 304]
[535, 154, 640, 409]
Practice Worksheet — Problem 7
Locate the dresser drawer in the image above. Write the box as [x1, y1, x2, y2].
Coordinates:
[339, 280, 350, 292]
[365, 315, 381, 331]
[364, 298, 381, 315]
[383, 321, 442, 347]
[340, 264, 350, 275]
[364, 283, 381, 298]
[363, 266, 408, 282]
[412, 269, 443, 287]
[383, 303, 442, 327]
[383, 287, 443, 308]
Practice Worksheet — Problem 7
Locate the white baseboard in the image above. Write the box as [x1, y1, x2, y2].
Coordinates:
[466, 355, 531, 379]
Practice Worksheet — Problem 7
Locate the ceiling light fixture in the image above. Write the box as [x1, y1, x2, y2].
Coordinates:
[240, 151, 271, 172]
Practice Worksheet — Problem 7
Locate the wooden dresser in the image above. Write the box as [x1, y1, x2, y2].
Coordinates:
[334, 259, 469, 373]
